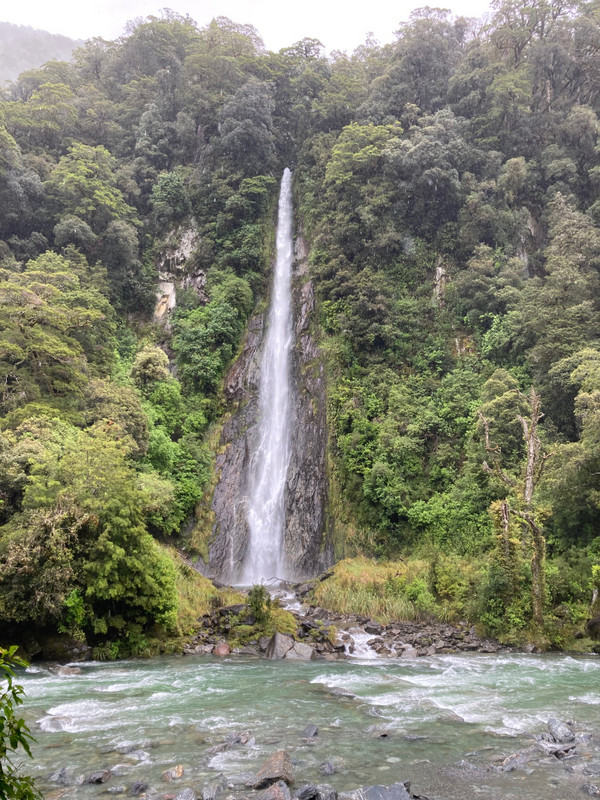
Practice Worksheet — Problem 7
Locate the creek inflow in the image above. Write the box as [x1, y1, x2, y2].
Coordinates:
[21, 652, 600, 799]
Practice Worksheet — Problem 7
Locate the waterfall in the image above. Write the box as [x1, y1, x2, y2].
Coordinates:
[240, 168, 294, 583]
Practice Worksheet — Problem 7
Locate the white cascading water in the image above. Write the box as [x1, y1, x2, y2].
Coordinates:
[240, 168, 294, 583]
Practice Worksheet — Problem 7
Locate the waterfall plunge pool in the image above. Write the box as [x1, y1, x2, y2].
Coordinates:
[19, 651, 600, 799]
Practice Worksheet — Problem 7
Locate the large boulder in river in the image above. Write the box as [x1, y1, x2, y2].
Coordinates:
[547, 717, 575, 743]
[260, 780, 292, 800]
[251, 750, 294, 788]
[83, 770, 111, 784]
[285, 641, 315, 661]
[265, 633, 294, 660]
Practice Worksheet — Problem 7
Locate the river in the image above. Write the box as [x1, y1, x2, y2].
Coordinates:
[19, 651, 600, 799]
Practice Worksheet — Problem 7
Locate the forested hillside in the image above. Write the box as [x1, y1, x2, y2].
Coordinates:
[0, 22, 81, 83]
[2, 2, 600, 655]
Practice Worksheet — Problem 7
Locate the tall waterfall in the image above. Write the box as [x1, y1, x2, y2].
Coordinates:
[241, 168, 294, 583]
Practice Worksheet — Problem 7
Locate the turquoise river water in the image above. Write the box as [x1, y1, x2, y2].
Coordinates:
[18, 652, 600, 799]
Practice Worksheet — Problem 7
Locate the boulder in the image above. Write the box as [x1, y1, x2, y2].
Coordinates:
[214, 642, 231, 657]
[344, 784, 411, 800]
[364, 622, 383, 635]
[499, 749, 533, 771]
[399, 647, 418, 659]
[266, 634, 295, 660]
[228, 730, 254, 745]
[55, 665, 82, 676]
[202, 784, 222, 800]
[163, 765, 185, 782]
[251, 750, 294, 789]
[84, 770, 112, 784]
[286, 642, 315, 661]
[315, 785, 338, 800]
[174, 790, 197, 800]
[260, 781, 291, 800]
[49, 767, 71, 785]
[582, 786, 600, 798]
[294, 785, 318, 800]
[320, 685, 355, 698]
[548, 717, 575, 743]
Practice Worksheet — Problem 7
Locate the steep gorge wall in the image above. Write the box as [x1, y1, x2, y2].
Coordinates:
[206, 234, 332, 583]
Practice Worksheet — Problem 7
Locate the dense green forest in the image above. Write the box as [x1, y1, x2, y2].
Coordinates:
[2, 1, 600, 655]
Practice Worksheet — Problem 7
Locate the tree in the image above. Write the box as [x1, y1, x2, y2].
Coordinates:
[479, 384, 552, 628]
[45, 142, 137, 233]
[0, 646, 40, 800]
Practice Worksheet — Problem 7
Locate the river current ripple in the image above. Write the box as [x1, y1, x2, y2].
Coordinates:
[20, 652, 600, 799]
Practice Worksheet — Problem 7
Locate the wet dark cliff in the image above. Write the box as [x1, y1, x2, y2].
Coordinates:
[206, 234, 332, 582]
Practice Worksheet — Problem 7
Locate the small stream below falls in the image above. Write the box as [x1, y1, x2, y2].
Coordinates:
[19, 652, 600, 799]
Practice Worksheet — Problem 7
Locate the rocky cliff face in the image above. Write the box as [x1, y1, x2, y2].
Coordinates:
[282, 236, 333, 579]
[206, 234, 332, 583]
[153, 224, 207, 325]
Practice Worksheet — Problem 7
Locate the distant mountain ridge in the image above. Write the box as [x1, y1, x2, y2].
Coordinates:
[0, 21, 82, 83]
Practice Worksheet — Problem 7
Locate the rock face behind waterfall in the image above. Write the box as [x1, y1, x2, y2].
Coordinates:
[207, 233, 332, 582]
[283, 234, 333, 578]
[208, 314, 263, 580]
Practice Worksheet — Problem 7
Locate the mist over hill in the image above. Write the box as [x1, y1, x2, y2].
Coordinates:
[0, 21, 82, 83]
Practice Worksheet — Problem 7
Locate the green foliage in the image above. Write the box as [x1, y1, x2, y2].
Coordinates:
[0, 646, 41, 800]
[45, 143, 137, 233]
[150, 170, 191, 230]
[3, 4, 600, 651]
[0, 420, 179, 639]
[247, 584, 272, 625]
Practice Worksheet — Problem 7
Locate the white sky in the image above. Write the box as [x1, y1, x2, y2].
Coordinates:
[1, 0, 492, 54]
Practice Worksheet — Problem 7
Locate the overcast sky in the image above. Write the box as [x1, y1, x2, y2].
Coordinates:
[2, 0, 492, 54]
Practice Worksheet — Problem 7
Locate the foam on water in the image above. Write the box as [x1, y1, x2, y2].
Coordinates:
[21, 653, 600, 800]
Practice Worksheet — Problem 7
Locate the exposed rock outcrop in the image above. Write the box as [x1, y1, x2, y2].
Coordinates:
[282, 235, 333, 579]
[153, 224, 207, 325]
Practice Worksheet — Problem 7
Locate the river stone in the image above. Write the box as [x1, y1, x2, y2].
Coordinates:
[364, 622, 383, 635]
[399, 647, 418, 659]
[285, 642, 315, 661]
[163, 765, 185, 782]
[303, 724, 319, 738]
[315, 784, 338, 800]
[130, 781, 149, 795]
[346, 784, 411, 800]
[49, 767, 71, 785]
[260, 780, 291, 800]
[265, 634, 294, 660]
[320, 761, 336, 776]
[499, 749, 533, 771]
[84, 770, 112, 784]
[582, 786, 600, 797]
[214, 642, 231, 657]
[325, 686, 356, 699]
[251, 750, 294, 788]
[202, 783, 223, 800]
[548, 717, 575, 743]
[174, 790, 197, 800]
[55, 665, 82, 676]
[294, 785, 318, 800]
